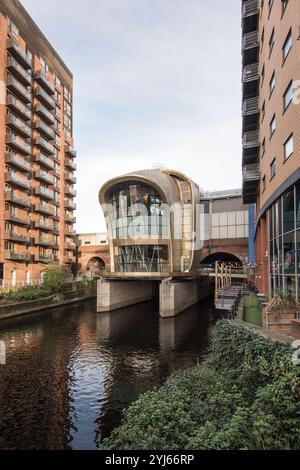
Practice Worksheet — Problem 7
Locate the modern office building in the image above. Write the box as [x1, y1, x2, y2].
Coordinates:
[242, 0, 300, 300]
[0, 0, 77, 286]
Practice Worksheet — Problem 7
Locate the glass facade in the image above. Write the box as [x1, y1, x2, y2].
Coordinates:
[109, 182, 169, 239]
[269, 182, 300, 300]
[114, 245, 169, 273]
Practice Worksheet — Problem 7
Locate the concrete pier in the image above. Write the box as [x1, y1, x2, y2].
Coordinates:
[160, 278, 212, 318]
[97, 279, 154, 312]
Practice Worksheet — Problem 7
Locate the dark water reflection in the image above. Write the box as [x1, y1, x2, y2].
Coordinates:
[0, 297, 214, 450]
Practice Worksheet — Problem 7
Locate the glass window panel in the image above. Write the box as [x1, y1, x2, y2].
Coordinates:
[269, 206, 274, 240]
[283, 231, 296, 275]
[283, 188, 295, 233]
[296, 184, 300, 229]
[283, 276, 297, 298]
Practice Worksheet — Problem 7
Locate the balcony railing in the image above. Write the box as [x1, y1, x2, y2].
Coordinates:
[7, 76, 31, 104]
[242, 97, 260, 116]
[7, 39, 32, 69]
[6, 114, 31, 138]
[242, 63, 260, 83]
[65, 213, 76, 223]
[35, 203, 55, 216]
[243, 163, 260, 182]
[5, 210, 30, 226]
[6, 95, 31, 121]
[65, 185, 76, 197]
[4, 231, 30, 244]
[35, 170, 55, 186]
[34, 151, 55, 170]
[242, 31, 259, 50]
[5, 171, 30, 190]
[6, 134, 31, 155]
[242, 130, 260, 148]
[5, 251, 31, 262]
[65, 242, 76, 251]
[34, 220, 54, 231]
[65, 145, 77, 158]
[34, 119, 55, 140]
[36, 254, 58, 264]
[242, 0, 259, 18]
[34, 103, 55, 125]
[34, 70, 55, 95]
[35, 238, 56, 247]
[7, 56, 32, 86]
[34, 136, 55, 155]
[65, 172, 77, 184]
[64, 256, 76, 264]
[65, 158, 77, 171]
[64, 199, 76, 210]
[5, 190, 30, 208]
[34, 86, 55, 110]
[5, 153, 31, 173]
[35, 186, 55, 200]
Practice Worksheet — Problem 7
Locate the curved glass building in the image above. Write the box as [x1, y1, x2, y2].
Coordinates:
[99, 169, 201, 275]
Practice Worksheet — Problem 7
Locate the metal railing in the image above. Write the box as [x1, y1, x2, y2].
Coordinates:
[242, 130, 260, 148]
[242, 97, 260, 115]
[242, 0, 259, 18]
[242, 63, 260, 82]
[243, 163, 260, 181]
[242, 31, 259, 50]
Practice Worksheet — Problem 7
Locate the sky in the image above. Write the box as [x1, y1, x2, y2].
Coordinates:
[21, 0, 242, 233]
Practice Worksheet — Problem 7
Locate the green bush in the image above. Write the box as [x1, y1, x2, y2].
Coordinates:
[42, 265, 69, 293]
[101, 321, 300, 450]
[4, 285, 50, 302]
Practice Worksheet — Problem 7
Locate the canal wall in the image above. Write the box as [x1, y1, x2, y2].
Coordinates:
[97, 279, 154, 312]
[0, 287, 96, 321]
[160, 278, 212, 318]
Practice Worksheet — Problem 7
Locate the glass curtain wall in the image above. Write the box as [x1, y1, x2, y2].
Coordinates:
[269, 183, 300, 300]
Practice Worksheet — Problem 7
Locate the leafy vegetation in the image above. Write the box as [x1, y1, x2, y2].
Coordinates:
[101, 321, 300, 450]
[42, 265, 69, 294]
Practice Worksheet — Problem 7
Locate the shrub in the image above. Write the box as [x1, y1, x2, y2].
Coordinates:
[42, 265, 69, 293]
[100, 321, 300, 450]
[4, 285, 50, 302]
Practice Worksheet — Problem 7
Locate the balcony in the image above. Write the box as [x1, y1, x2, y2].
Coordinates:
[243, 163, 260, 204]
[7, 56, 32, 86]
[5, 210, 30, 226]
[6, 134, 31, 155]
[34, 119, 55, 140]
[65, 213, 76, 224]
[242, 130, 260, 149]
[65, 242, 76, 251]
[242, 63, 260, 83]
[34, 203, 55, 217]
[34, 86, 55, 110]
[64, 199, 76, 210]
[5, 190, 30, 208]
[242, 0, 259, 18]
[34, 220, 54, 231]
[5, 153, 31, 173]
[7, 76, 31, 104]
[35, 170, 55, 186]
[6, 95, 31, 121]
[242, 31, 259, 51]
[5, 251, 31, 262]
[35, 185, 55, 201]
[65, 145, 77, 158]
[7, 39, 32, 69]
[65, 229, 76, 237]
[34, 70, 55, 95]
[4, 231, 30, 244]
[36, 254, 58, 264]
[34, 136, 55, 155]
[64, 256, 76, 264]
[35, 237, 57, 248]
[34, 151, 55, 170]
[5, 171, 30, 190]
[242, 97, 260, 116]
[53, 224, 60, 234]
[65, 157, 76, 171]
[65, 171, 77, 184]
[65, 185, 76, 197]
[6, 114, 31, 138]
[34, 103, 55, 125]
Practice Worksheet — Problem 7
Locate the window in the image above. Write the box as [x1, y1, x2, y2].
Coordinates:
[270, 71, 275, 95]
[270, 158, 276, 179]
[270, 115, 276, 136]
[261, 28, 265, 46]
[262, 101, 265, 120]
[282, 0, 289, 15]
[269, 28, 275, 54]
[262, 138, 266, 157]
[283, 81, 293, 110]
[7, 17, 19, 37]
[261, 64, 265, 85]
[283, 30, 292, 61]
[284, 134, 294, 160]
[269, 0, 274, 13]
[262, 176, 266, 193]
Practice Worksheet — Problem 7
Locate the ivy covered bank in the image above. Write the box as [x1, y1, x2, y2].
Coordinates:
[101, 321, 300, 451]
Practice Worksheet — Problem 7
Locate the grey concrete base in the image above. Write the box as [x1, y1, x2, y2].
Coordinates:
[97, 279, 154, 312]
[159, 278, 212, 318]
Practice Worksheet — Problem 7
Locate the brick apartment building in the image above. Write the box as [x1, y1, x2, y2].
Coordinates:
[242, 0, 300, 300]
[0, 0, 76, 286]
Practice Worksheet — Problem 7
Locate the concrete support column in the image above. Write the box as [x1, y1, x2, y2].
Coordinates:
[159, 278, 212, 318]
[97, 279, 154, 312]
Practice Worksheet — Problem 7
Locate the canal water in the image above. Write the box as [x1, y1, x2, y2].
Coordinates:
[0, 297, 214, 450]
